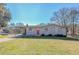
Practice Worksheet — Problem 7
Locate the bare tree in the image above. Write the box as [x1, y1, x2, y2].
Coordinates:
[51, 8, 70, 36]
[51, 8, 79, 37]
[68, 8, 79, 36]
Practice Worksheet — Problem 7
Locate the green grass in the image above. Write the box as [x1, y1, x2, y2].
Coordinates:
[0, 35, 8, 38]
[0, 37, 79, 55]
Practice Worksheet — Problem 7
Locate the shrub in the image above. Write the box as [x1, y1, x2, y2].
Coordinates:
[48, 34, 52, 36]
[41, 34, 45, 36]
[54, 34, 66, 37]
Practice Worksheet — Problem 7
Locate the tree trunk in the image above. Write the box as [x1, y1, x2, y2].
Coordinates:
[66, 27, 68, 37]
[72, 19, 75, 36]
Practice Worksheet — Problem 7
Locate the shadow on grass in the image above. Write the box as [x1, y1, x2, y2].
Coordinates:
[13, 35, 79, 41]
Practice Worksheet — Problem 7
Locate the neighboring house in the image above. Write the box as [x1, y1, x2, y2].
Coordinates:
[25, 24, 66, 36]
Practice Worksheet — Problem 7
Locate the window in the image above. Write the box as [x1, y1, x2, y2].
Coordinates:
[45, 28, 48, 31]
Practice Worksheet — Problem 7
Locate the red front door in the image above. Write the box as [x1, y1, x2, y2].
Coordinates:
[36, 27, 40, 35]
[36, 30, 40, 35]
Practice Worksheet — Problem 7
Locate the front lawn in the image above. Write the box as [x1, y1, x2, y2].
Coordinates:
[0, 37, 79, 54]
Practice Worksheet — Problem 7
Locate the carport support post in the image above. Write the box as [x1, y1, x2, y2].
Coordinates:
[25, 24, 28, 35]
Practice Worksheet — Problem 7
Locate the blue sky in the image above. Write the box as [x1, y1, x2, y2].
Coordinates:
[6, 3, 79, 25]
